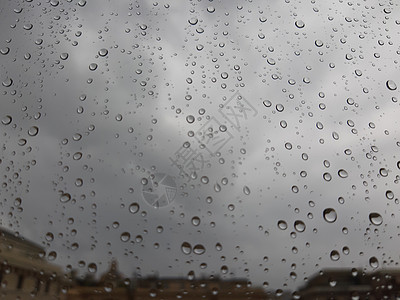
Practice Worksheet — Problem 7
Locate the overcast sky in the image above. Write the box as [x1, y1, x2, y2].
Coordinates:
[1, 0, 400, 292]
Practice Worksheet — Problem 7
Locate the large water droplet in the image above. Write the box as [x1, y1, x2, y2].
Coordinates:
[181, 242, 192, 255]
[386, 80, 397, 91]
[294, 220, 306, 232]
[120, 232, 131, 242]
[28, 126, 39, 136]
[295, 20, 305, 28]
[278, 220, 288, 230]
[323, 208, 337, 223]
[98, 48, 108, 57]
[1, 115, 12, 125]
[369, 256, 379, 269]
[369, 213, 383, 226]
[129, 203, 140, 214]
[193, 244, 206, 255]
[88, 263, 97, 273]
[330, 250, 340, 261]
[191, 216, 200, 226]
[338, 169, 348, 178]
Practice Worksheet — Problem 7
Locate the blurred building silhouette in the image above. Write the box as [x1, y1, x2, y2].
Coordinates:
[298, 268, 400, 299]
[0, 227, 67, 300]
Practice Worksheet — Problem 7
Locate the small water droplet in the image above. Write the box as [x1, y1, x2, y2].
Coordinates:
[89, 63, 98, 71]
[1, 115, 12, 125]
[295, 20, 305, 28]
[191, 216, 200, 226]
[88, 263, 97, 273]
[243, 186, 250, 195]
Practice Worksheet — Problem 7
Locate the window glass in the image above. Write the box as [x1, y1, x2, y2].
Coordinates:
[1, 0, 399, 299]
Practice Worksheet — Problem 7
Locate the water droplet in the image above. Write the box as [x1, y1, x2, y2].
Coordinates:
[115, 114, 123, 121]
[60, 193, 71, 203]
[228, 204, 235, 211]
[193, 244, 206, 255]
[323, 208, 337, 223]
[276, 104, 284, 112]
[278, 220, 288, 230]
[191, 216, 200, 226]
[201, 176, 209, 184]
[2, 78, 13, 87]
[385, 189, 395, 202]
[89, 63, 98, 71]
[98, 48, 108, 57]
[323, 172, 332, 182]
[386, 80, 397, 91]
[129, 203, 140, 214]
[379, 168, 388, 177]
[243, 186, 250, 195]
[120, 232, 131, 242]
[186, 115, 195, 124]
[45, 232, 54, 241]
[1, 115, 12, 125]
[221, 72, 228, 79]
[28, 126, 39, 136]
[369, 213, 383, 226]
[295, 20, 305, 28]
[48, 251, 57, 261]
[315, 40, 324, 47]
[181, 242, 192, 255]
[369, 256, 379, 269]
[330, 250, 340, 261]
[88, 263, 97, 273]
[263, 100, 272, 107]
[338, 169, 348, 178]
[207, 6, 215, 13]
[0, 47, 10, 55]
[73, 152, 83, 160]
[78, 0, 87, 7]
[188, 18, 198, 25]
[294, 220, 306, 232]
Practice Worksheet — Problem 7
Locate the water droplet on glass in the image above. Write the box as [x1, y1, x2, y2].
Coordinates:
[243, 186, 250, 195]
[88, 263, 97, 273]
[295, 20, 305, 28]
[323, 208, 337, 223]
[294, 220, 306, 232]
[379, 168, 388, 177]
[2, 78, 13, 87]
[188, 18, 198, 25]
[60, 193, 71, 203]
[369, 213, 383, 226]
[181, 242, 192, 255]
[78, 0, 87, 7]
[207, 6, 215, 13]
[386, 190, 394, 200]
[330, 250, 340, 261]
[369, 256, 379, 269]
[89, 63, 98, 71]
[186, 115, 195, 124]
[0, 47, 10, 55]
[278, 220, 288, 230]
[338, 169, 348, 178]
[120, 232, 131, 242]
[201, 176, 209, 184]
[323, 172, 332, 182]
[28, 126, 39, 136]
[1, 115, 12, 125]
[386, 80, 397, 91]
[191, 216, 200, 226]
[98, 48, 108, 57]
[193, 244, 206, 255]
[129, 203, 140, 214]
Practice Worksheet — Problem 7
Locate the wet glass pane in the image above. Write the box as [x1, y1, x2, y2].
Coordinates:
[1, 0, 400, 299]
